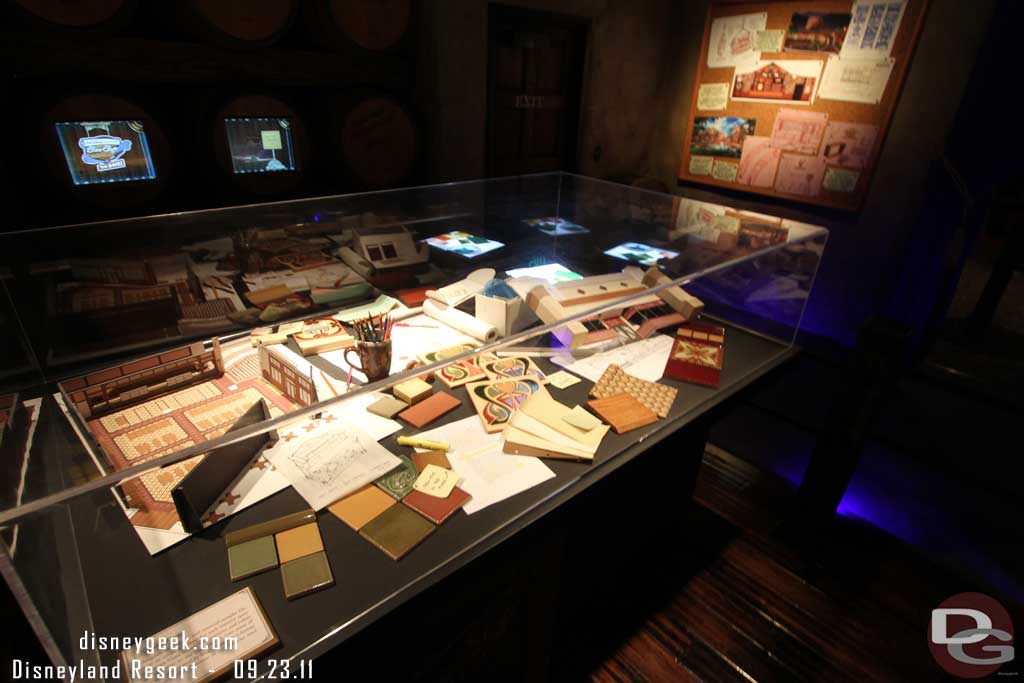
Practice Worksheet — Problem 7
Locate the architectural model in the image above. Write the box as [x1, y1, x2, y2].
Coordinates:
[521, 268, 704, 349]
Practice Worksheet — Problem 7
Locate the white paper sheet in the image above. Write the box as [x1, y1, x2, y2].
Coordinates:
[819, 55, 895, 104]
[122, 588, 275, 683]
[267, 419, 401, 510]
[319, 313, 476, 383]
[841, 0, 905, 60]
[411, 416, 555, 514]
[707, 12, 766, 69]
[551, 335, 675, 383]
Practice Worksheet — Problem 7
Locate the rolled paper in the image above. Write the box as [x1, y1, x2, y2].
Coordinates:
[397, 436, 450, 452]
[422, 299, 498, 342]
[338, 246, 374, 278]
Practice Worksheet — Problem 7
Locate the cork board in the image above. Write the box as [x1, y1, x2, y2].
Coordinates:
[678, 0, 929, 211]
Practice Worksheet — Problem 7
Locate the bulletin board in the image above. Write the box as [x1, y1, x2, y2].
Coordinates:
[677, 0, 929, 211]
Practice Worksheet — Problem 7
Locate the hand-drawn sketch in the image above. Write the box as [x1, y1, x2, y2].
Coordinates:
[269, 420, 401, 509]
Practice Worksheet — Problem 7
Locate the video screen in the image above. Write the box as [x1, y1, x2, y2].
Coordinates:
[224, 117, 296, 174]
[424, 231, 505, 258]
[55, 120, 158, 186]
[505, 263, 583, 283]
[604, 242, 680, 266]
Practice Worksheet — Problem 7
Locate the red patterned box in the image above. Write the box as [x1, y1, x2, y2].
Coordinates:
[663, 322, 725, 387]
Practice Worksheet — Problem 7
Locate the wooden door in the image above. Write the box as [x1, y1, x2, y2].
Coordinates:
[487, 6, 587, 177]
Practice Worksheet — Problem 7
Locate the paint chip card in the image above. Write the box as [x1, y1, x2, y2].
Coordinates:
[547, 370, 581, 390]
[412, 464, 459, 498]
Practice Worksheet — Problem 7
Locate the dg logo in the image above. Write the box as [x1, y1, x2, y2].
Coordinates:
[929, 592, 1015, 678]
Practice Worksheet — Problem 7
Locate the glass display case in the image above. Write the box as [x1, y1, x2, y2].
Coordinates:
[0, 172, 827, 680]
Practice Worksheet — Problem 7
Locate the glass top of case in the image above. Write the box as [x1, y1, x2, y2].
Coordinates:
[0, 172, 827, 519]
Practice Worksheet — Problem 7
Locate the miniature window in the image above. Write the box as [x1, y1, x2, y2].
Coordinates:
[381, 242, 398, 259]
[367, 245, 384, 261]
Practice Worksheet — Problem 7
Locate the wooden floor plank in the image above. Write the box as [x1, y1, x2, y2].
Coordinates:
[586, 447, 1021, 683]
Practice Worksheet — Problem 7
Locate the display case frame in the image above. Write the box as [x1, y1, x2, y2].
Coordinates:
[0, 172, 827, 679]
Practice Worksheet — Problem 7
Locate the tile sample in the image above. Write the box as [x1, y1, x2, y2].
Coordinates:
[327, 484, 396, 530]
[281, 551, 334, 600]
[403, 487, 471, 525]
[359, 504, 436, 560]
[398, 391, 462, 428]
[375, 453, 418, 499]
[412, 450, 451, 472]
[274, 523, 324, 564]
[393, 378, 432, 405]
[367, 395, 408, 419]
[227, 536, 279, 581]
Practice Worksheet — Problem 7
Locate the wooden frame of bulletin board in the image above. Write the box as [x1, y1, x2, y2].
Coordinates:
[678, 0, 929, 211]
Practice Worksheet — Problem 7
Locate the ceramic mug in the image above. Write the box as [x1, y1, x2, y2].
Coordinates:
[344, 339, 392, 383]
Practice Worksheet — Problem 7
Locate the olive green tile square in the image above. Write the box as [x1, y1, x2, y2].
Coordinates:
[359, 504, 435, 560]
[227, 535, 278, 581]
[281, 551, 334, 600]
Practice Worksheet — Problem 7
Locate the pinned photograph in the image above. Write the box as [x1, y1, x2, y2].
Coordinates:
[732, 60, 823, 105]
[784, 12, 852, 54]
[690, 117, 756, 158]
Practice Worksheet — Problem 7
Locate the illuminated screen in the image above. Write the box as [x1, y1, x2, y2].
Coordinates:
[424, 231, 504, 258]
[505, 263, 583, 283]
[604, 242, 680, 266]
[55, 120, 157, 186]
[224, 117, 296, 174]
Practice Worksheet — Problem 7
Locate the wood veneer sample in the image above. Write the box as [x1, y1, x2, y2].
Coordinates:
[412, 450, 451, 472]
[393, 378, 432, 405]
[359, 504, 435, 560]
[403, 487, 471, 524]
[398, 391, 461, 428]
[328, 485, 396, 530]
[587, 394, 658, 434]
[589, 364, 677, 418]
[274, 522, 324, 564]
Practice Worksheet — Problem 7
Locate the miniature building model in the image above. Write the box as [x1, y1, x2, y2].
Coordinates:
[259, 345, 318, 407]
[59, 339, 225, 419]
[350, 225, 428, 270]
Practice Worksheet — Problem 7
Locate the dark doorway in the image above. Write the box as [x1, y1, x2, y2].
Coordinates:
[486, 5, 588, 177]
